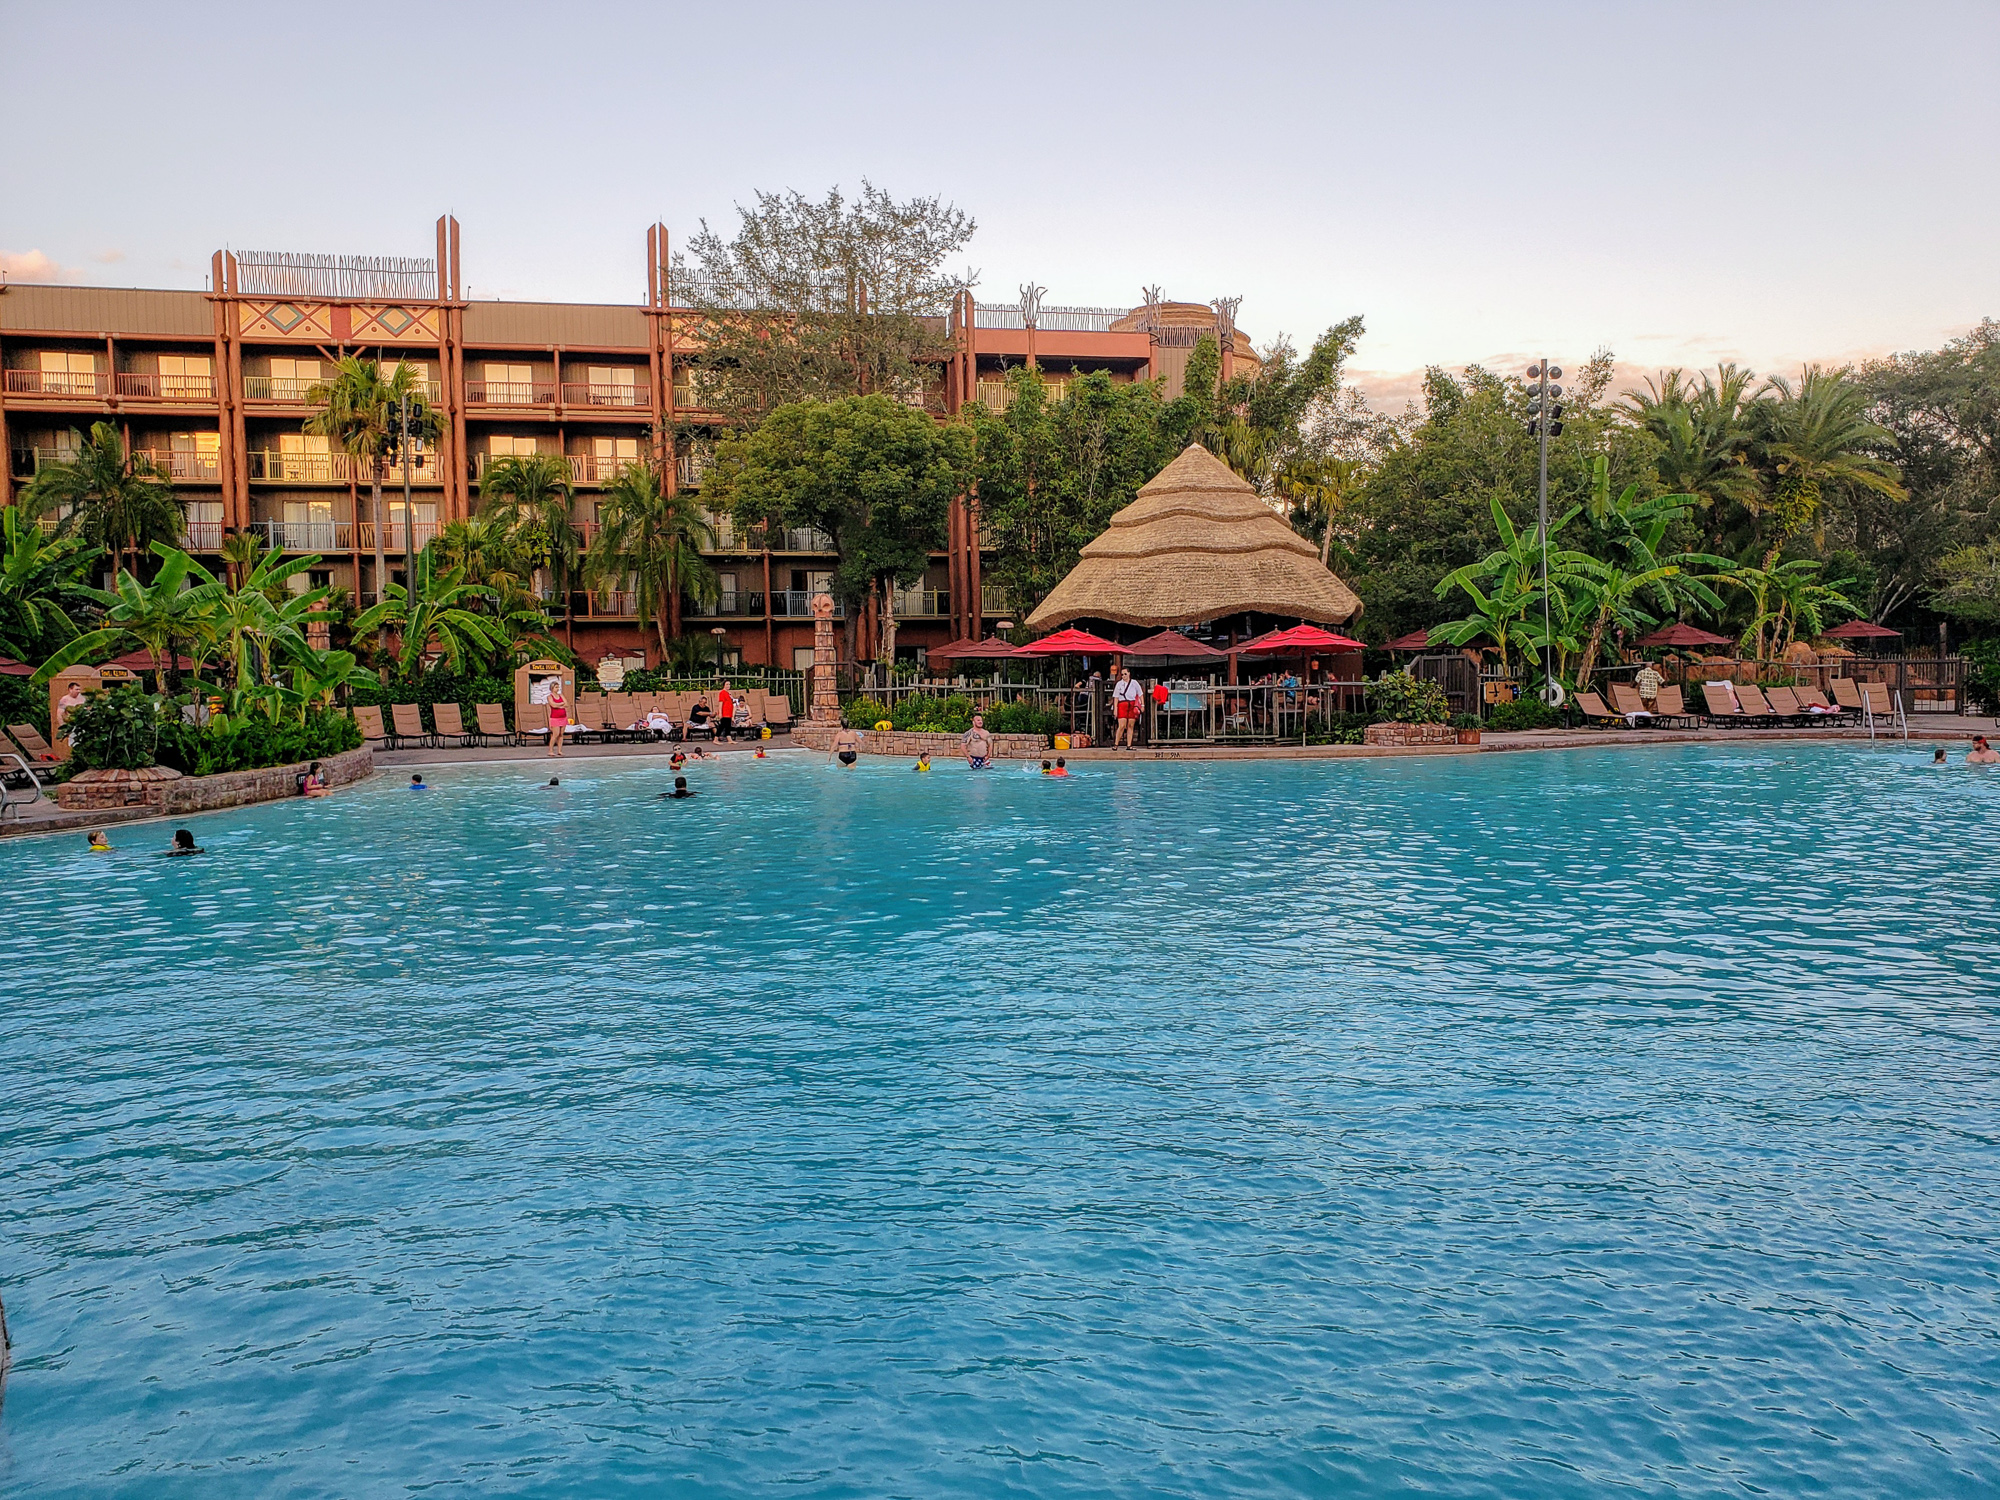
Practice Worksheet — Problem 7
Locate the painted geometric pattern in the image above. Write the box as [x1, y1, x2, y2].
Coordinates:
[238, 301, 334, 340]
[351, 304, 439, 343]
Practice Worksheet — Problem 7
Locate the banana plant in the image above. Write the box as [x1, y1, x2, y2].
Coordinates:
[192, 548, 336, 691]
[352, 549, 515, 677]
[33, 545, 220, 687]
[286, 645, 377, 719]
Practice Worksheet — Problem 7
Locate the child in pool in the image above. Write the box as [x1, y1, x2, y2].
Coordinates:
[86, 829, 111, 851]
[914, 753, 930, 772]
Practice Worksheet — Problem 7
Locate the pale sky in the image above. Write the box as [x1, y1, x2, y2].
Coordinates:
[3, 0, 1995, 407]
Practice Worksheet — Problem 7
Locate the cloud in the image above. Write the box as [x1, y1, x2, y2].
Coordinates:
[1, 249, 80, 283]
[94, 248, 126, 264]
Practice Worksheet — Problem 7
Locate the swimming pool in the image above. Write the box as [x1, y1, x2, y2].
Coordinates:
[4, 742, 1998, 1496]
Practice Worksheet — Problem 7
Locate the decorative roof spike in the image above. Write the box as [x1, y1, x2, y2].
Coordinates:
[1018, 283, 1047, 329]
[1211, 296, 1242, 346]
[1139, 284, 1164, 332]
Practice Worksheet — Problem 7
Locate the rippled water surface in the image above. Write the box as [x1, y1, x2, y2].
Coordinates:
[5, 742, 2000, 1497]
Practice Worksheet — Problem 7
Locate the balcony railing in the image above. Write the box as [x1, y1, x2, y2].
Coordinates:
[116, 372, 218, 401]
[467, 380, 559, 407]
[773, 527, 835, 552]
[247, 450, 440, 483]
[771, 589, 843, 617]
[5, 369, 109, 397]
[357, 521, 440, 551]
[133, 448, 223, 482]
[691, 590, 772, 617]
[982, 585, 1008, 614]
[242, 376, 323, 402]
[181, 520, 224, 549]
[242, 519, 356, 551]
[561, 381, 649, 408]
[888, 589, 949, 618]
[11, 446, 79, 478]
[972, 302, 1126, 333]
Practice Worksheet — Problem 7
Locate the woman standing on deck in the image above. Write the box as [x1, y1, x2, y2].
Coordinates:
[546, 681, 570, 758]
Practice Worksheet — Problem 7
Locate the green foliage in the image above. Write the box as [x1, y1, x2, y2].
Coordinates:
[983, 698, 1061, 739]
[305, 355, 444, 586]
[1961, 637, 2000, 710]
[157, 707, 361, 777]
[1370, 669, 1450, 725]
[65, 684, 164, 769]
[587, 463, 717, 651]
[1303, 710, 1379, 746]
[1486, 697, 1560, 731]
[1933, 540, 2000, 624]
[843, 695, 891, 728]
[711, 394, 969, 660]
[0, 673, 45, 737]
[673, 182, 975, 424]
[352, 549, 525, 677]
[352, 664, 515, 731]
[0, 505, 98, 662]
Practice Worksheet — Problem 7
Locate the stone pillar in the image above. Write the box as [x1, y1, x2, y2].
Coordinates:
[811, 592, 840, 723]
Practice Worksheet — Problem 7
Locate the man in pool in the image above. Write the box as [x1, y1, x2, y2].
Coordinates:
[830, 725, 862, 766]
[962, 715, 994, 769]
[1970, 735, 1999, 764]
[409, 773, 429, 790]
[661, 776, 697, 798]
[1050, 757, 1069, 777]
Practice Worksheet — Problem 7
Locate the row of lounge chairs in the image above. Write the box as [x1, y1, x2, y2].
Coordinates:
[352, 690, 796, 750]
[1574, 678, 1889, 729]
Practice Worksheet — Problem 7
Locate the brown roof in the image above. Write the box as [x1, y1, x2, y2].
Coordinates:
[1024, 444, 1364, 631]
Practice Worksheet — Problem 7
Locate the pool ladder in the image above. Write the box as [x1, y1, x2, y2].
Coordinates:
[1860, 691, 1908, 742]
[0, 751, 46, 820]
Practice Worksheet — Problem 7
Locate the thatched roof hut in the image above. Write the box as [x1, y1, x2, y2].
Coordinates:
[1024, 444, 1364, 631]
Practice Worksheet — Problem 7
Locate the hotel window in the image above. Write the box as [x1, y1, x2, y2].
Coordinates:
[157, 353, 213, 399]
[482, 363, 534, 402]
[169, 430, 220, 480]
[282, 498, 337, 550]
[269, 357, 320, 400]
[184, 499, 223, 547]
[38, 350, 98, 395]
[489, 434, 541, 457]
[585, 366, 638, 405]
[379, 360, 430, 393]
[277, 430, 331, 481]
[590, 436, 638, 479]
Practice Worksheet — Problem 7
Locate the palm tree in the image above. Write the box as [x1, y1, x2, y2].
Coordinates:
[1620, 365, 1764, 522]
[219, 527, 269, 593]
[586, 463, 718, 654]
[351, 549, 519, 678]
[1276, 453, 1366, 567]
[1721, 559, 1859, 660]
[477, 453, 580, 643]
[21, 421, 182, 580]
[1753, 366, 1906, 565]
[0, 505, 97, 663]
[200, 549, 335, 693]
[304, 357, 441, 606]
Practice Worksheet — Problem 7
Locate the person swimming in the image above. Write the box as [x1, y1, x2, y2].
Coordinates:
[86, 829, 111, 851]
[538, 776, 561, 788]
[830, 726, 861, 766]
[1040, 759, 1053, 774]
[670, 750, 688, 773]
[1050, 757, 1069, 777]
[662, 775, 697, 799]
[754, 744, 767, 759]
[166, 828, 204, 856]
[914, 752, 931, 772]
[1933, 747, 1949, 765]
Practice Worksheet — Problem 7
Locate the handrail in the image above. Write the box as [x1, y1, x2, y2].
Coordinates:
[0, 750, 47, 818]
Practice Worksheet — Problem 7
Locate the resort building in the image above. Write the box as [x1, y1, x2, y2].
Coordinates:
[0, 217, 1266, 671]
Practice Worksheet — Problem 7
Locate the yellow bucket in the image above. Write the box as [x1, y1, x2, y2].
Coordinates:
[1053, 735, 1070, 751]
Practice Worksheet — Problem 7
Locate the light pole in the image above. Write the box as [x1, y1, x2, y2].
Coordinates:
[398, 390, 416, 596]
[1524, 360, 1565, 705]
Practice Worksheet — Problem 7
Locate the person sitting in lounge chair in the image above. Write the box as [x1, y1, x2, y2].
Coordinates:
[642, 707, 674, 739]
[687, 699, 714, 737]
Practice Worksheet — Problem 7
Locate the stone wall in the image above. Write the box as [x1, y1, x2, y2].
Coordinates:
[1362, 721, 1464, 748]
[793, 725, 1047, 760]
[56, 746, 375, 814]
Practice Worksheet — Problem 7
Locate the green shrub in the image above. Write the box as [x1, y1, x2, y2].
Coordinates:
[844, 696, 891, 728]
[0, 674, 46, 739]
[156, 708, 361, 777]
[66, 685, 164, 769]
[1449, 712, 1481, 730]
[984, 699, 1061, 740]
[1370, 669, 1450, 724]
[1487, 696, 1559, 731]
[1304, 710, 1379, 745]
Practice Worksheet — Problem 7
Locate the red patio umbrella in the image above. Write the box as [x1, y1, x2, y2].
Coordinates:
[925, 635, 1021, 661]
[1117, 629, 1227, 660]
[1821, 620, 1901, 641]
[1634, 622, 1732, 649]
[1239, 623, 1366, 654]
[0, 654, 34, 677]
[1013, 626, 1124, 656]
[1383, 628, 1437, 652]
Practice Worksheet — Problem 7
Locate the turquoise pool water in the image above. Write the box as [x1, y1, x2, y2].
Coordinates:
[4, 743, 1999, 1496]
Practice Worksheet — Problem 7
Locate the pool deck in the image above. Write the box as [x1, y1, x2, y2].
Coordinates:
[6, 718, 1995, 840]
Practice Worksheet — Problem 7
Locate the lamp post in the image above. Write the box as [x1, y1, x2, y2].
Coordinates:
[1524, 360, 1565, 705]
[399, 390, 416, 592]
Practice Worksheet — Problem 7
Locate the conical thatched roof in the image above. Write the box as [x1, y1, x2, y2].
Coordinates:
[1024, 444, 1364, 630]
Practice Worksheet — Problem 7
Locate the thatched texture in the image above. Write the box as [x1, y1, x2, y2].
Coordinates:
[1024, 445, 1364, 631]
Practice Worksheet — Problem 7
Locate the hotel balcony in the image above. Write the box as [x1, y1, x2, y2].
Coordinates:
[561, 381, 650, 408]
[247, 450, 441, 483]
[4, 369, 110, 398]
[466, 380, 557, 407]
[133, 449, 223, 482]
[118, 373, 218, 401]
[241, 376, 441, 403]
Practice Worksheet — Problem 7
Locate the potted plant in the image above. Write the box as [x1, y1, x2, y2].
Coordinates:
[1450, 712, 1482, 744]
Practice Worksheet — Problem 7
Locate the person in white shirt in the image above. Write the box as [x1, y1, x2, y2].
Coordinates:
[1112, 667, 1143, 748]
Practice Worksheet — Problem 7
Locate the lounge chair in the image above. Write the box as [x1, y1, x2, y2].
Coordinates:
[605, 692, 637, 730]
[353, 705, 390, 744]
[518, 703, 551, 740]
[1647, 684, 1701, 728]
[762, 692, 793, 733]
[1794, 685, 1855, 725]
[6, 722, 63, 763]
[390, 703, 431, 747]
[1701, 682, 1748, 724]
[431, 702, 474, 747]
[1764, 687, 1819, 726]
[1608, 683, 1661, 725]
[475, 703, 514, 745]
[1831, 678, 1866, 714]
[1733, 685, 1781, 722]
[1573, 691, 1627, 728]
[1861, 682, 1898, 718]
